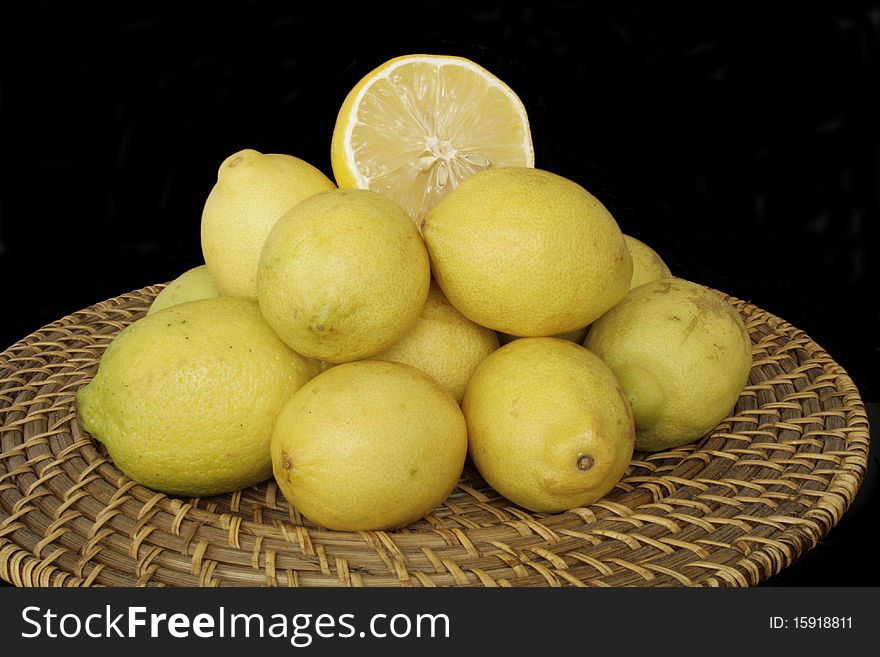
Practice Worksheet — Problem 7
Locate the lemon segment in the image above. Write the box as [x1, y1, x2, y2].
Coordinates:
[331, 54, 534, 219]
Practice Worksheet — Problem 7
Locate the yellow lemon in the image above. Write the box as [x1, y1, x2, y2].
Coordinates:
[624, 234, 672, 289]
[422, 167, 632, 336]
[147, 265, 219, 315]
[372, 282, 499, 402]
[257, 188, 430, 363]
[331, 54, 533, 220]
[200, 149, 335, 299]
[462, 338, 635, 513]
[271, 360, 468, 531]
[76, 297, 320, 497]
[492, 236, 668, 342]
[584, 278, 753, 452]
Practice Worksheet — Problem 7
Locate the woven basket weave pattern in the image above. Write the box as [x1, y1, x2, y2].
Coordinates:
[0, 286, 870, 587]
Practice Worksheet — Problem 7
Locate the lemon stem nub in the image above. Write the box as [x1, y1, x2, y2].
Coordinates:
[577, 454, 595, 471]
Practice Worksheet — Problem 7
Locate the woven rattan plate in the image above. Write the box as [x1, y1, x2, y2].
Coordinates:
[0, 285, 870, 587]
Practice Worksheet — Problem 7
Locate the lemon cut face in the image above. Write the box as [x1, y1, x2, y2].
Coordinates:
[332, 54, 534, 219]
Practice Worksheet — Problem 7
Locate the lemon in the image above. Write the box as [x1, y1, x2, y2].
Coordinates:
[584, 278, 753, 452]
[331, 54, 534, 219]
[463, 338, 634, 513]
[422, 167, 632, 336]
[200, 149, 335, 299]
[372, 281, 499, 402]
[493, 237, 668, 341]
[76, 297, 320, 497]
[271, 360, 468, 531]
[147, 265, 219, 315]
[624, 234, 672, 289]
[257, 188, 430, 363]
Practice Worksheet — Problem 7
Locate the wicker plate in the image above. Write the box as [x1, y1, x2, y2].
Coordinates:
[0, 285, 870, 587]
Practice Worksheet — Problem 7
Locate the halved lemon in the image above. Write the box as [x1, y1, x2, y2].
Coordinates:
[331, 54, 534, 219]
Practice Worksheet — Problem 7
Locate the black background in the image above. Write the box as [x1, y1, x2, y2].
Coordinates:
[1, 1, 878, 585]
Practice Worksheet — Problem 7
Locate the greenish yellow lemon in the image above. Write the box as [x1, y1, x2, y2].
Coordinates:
[584, 278, 753, 452]
[77, 297, 319, 497]
[257, 188, 430, 363]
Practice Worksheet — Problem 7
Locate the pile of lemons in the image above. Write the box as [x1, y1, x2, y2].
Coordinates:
[77, 55, 753, 531]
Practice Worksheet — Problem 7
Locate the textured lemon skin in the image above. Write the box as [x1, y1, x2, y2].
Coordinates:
[624, 235, 673, 290]
[147, 265, 219, 315]
[462, 338, 635, 513]
[372, 282, 499, 402]
[200, 149, 335, 300]
[270, 360, 468, 531]
[422, 167, 632, 336]
[76, 297, 320, 497]
[257, 188, 431, 363]
[584, 278, 753, 452]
